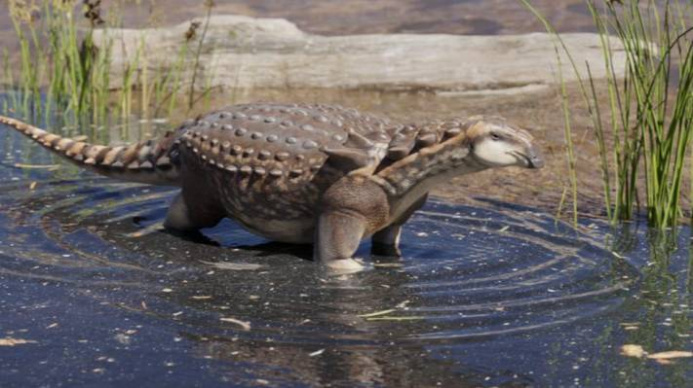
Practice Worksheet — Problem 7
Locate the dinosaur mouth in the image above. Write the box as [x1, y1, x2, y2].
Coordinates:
[509, 150, 544, 169]
[527, 154, 544, 169]
[524, 146, 544, 169]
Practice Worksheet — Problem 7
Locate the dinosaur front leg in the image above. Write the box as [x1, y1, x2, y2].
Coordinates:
[371, 193, 429, 256]
[315, 211, 368, 272]
[316, 175, 390, 272]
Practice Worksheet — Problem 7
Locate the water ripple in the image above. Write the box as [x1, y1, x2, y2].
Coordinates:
[0, 173, 639, 349]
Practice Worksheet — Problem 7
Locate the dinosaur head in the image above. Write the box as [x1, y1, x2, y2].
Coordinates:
[464, 116, 544, 169]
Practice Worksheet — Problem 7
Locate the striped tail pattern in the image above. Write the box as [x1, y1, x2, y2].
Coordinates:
[0, 115, 181, 186]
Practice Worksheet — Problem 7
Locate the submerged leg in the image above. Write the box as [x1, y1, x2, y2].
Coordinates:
[316, 175, 390, 272]
[371, 225, 403, 256]
[315, 211, 368, 272]
[163, 192, 224, 231]
[371, 193, 428, 256]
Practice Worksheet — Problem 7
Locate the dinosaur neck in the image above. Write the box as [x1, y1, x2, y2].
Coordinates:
[372, 132, 487, 214]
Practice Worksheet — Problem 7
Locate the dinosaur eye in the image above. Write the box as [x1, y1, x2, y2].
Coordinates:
[491, 133, 502, 141]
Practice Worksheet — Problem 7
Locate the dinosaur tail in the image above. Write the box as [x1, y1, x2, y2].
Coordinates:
[0, 115, 181, 186]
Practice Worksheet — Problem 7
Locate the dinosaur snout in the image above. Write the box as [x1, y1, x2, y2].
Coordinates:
[526, 145, 544, 169]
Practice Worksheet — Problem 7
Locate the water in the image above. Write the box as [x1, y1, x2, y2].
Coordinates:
[1, 114, 692, 387]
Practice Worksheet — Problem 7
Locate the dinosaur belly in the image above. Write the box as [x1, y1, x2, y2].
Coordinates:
[209, 168, 330, 243]
[234, 216, 316, 243]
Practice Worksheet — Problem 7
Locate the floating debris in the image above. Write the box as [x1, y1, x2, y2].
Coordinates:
[611, 251, 625, 259]
[0, 338, 37, 347]
[114, 333, 132, 345]
[220, 317, 251, 331]
[620, 345, 693, 361]
[14, 163, 60, 170]
[365, 316, 425, 322]
[647, 351, 693, 360]
[309, 349, 325, 357]
[358, 309, 396, 318]
[373, 262, 403, 268]
[359, 299, 412, 319]
[620, 344, 646, 358]
[127, 222, 165, 238]
[201, 260, 263, 271]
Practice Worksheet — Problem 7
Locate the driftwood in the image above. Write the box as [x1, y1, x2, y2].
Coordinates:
[93, 15, 626, 94]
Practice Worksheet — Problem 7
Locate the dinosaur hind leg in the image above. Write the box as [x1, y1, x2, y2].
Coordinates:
[371, 225, 403, 256]
[164, 192, 224, 231]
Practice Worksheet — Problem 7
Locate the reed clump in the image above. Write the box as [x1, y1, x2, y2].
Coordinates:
[2, 0, 216, 129]
[525, 0, 693, 228]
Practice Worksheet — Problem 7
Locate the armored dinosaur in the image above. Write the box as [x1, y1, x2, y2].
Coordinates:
[0, 104, 544, 271]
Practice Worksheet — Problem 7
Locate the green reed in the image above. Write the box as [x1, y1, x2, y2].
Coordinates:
[3, 0, 216, 130]
[524, 0, 693, 228]
[612, 1, 693, 228]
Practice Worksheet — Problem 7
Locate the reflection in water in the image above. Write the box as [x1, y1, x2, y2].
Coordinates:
[1, 114, 692, 386]
[607, 230, 693, 388]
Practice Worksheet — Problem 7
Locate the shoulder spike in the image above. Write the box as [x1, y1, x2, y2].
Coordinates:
[386, 146, 413, 161]
[344, 130, 374, 149]
[322, 147, 372, 171]
[415, 132, 438, 148]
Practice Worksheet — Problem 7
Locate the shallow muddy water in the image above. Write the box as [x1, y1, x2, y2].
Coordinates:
[1, 110, 692, 387]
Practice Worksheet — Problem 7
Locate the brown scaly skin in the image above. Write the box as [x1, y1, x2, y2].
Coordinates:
[0, 104, 544, 273]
